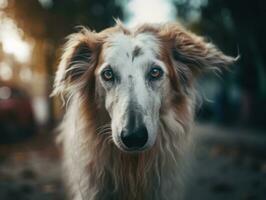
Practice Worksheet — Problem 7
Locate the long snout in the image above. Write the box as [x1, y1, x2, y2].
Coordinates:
[120, 109, 148, 150]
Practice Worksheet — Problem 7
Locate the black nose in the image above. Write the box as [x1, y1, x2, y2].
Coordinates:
[121, 126, 148, 149]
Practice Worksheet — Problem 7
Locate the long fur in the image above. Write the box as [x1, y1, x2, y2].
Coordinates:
[53, 22, 236, 200]
[61, 100, 193, 200]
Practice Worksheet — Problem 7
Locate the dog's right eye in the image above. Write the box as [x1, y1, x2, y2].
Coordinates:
[101, 68, 114, 81]
[148, 66, 164, 81]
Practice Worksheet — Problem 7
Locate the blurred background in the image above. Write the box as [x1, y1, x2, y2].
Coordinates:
[0, 0, 265, 199]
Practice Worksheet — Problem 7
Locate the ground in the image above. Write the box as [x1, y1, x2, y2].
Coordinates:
[0, 124, 265, 200]
[185, 124, 266, 200]
[0, 131, 64, 200]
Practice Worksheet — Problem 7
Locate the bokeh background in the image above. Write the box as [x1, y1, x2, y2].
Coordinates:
[0, 0, 265, 199]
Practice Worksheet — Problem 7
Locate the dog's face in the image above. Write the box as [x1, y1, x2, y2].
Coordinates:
[53, 22, 236, 153]
[96, 32, 169, 152]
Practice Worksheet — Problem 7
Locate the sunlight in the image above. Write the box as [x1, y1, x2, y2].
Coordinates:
[125, 0, 176, 27]
[0, 62, 12, 81]
[0, 17, 32, 63]
[38, 0, 53, 9]
[0, 0, 7, 9]
[19, 67, 32, 82]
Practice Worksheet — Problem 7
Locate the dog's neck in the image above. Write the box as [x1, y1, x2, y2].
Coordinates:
[80, 112, 190, 200]
[63, 98, 192, 200]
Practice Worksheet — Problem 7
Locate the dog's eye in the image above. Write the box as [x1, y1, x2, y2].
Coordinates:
[149, 67, 163, 80]
[101, 68, 114, 81]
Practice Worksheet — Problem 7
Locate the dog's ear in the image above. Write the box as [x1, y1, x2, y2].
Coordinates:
[159, 23, 238, 76]
[52, 28, 101, 96]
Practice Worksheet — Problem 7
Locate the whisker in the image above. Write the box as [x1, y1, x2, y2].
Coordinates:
[99, 129, 112, 136]
[95, 124, 111, 132]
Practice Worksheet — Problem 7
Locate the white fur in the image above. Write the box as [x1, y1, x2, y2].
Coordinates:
[97, 32, 169, 150]
[54, 22, 235, 200]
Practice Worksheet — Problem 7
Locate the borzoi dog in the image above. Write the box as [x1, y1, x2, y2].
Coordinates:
[52, 21, 236, 200]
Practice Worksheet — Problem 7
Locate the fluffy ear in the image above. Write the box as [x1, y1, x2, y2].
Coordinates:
[52, 28, 101, 96]
[159, 23, 238, 76]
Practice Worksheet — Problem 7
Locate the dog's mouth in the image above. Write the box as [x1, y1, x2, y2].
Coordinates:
[119, 145, 149, 154]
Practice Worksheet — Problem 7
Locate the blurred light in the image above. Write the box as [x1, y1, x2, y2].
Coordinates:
[187, 10, 201, 23]
[38, 0, 53, 8]
[0, 0, 7, 9]
[38, 0, 53, 9]
[188, 0, 208, 8]
[19, 67, 32, 82]
[0, 86, 11, 100]
[185, 0, 208, 22]
[175, 0, 186, 5]
[0, 18, 32, 63]
[122, 0, 209, 25]
[0, 62, 13, 81]
[32, 96, 49, 125]
[125, 0, 176, 27]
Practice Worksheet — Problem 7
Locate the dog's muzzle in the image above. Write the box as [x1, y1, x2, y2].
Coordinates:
[120, 108, 148, 150]
[121, 125, 148, 149]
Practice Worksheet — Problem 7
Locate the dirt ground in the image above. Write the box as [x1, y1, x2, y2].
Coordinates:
[0, 124, 265, 200]
[0, 131, 64, 200]
[185, 124, 266, 200]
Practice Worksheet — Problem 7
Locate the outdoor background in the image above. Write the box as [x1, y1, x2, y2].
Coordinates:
[0, 0, 265, 199]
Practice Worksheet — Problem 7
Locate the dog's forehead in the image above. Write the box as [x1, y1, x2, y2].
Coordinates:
[102, 32, 160, 70]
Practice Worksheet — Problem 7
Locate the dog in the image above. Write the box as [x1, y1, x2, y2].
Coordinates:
[52, 21, 236, 200]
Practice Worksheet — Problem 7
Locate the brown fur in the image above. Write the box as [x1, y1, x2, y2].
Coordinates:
[53, 22, 236, 200]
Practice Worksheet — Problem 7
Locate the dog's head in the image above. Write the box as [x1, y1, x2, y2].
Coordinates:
[53, 22, 236, 153]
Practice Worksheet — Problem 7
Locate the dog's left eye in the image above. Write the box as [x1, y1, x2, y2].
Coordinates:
[148, 67, 163, 80]
[101, 68, 114, 81]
